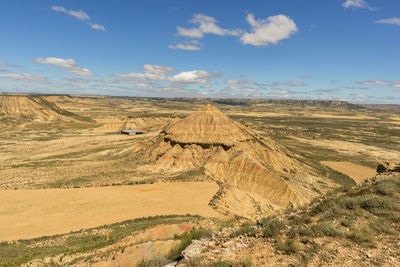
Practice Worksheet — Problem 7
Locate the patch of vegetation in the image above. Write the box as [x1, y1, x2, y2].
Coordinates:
[311, 222, 341, 237]
[277, 238, 299, 255]
[229, 224, 257, 238]
[259, 217, 285, 238]
[347, 226, 374, 245]
[0, 215, 199, 267]
[168, 228, 208, 261]
[136, 256, 170, 267]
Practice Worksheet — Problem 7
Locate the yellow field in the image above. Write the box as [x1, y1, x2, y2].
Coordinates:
[0, 181, 219, 241]
[320, 161, 376, 184]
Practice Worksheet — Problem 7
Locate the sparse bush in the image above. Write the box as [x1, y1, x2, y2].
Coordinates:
[374, 179, 400, 196]
[358, 195, 394, 212]
[340, 217, 354, 227]
[137, 256, 169, 267]
[347, 227, 374, 245]
[168, 228, 207, 260]
[312, 222, 341, 237]
[259, 217, 285, 238]
[229, 224, 256, 238]
[277, 238, 298, 255]
[338, 196, 358, 210]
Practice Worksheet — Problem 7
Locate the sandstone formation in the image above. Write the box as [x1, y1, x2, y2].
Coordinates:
[137, 104, 321, 217]
[0, 95, 92, 123]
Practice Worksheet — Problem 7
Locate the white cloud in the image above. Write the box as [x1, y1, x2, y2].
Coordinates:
[342, 0, 375, 10]
[97, 79, 120, 84]
[176, 13, 241, 39]
[51, 6, 90, 20]
[89, 23, 106, 31]
[359, 80, 389, 86]
[170, 70, 219, 83]
[142, 64, 175, 74]
[359, 80, 400, 89]
[0, 73, 47, 82]
[177, 27, 204, 38]
[169, 43, 201, 51]
[35, 57, 94, 76]
[273, 80, 306, 87]
[113, 64, 219, 84]
[226, 79, 256, 85]
[375, 17, 400, 26]
[240, 14, 298, 46]
[65, 77, 89, 83]
[51, 6, 106, 31]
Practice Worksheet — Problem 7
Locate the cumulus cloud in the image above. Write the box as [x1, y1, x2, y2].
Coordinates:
[89, 23, 106, 31]
[170, 70, 219, 83]
[0, 73, 47, 82]
[169, 40, 201, 51]
[35, 57, 94, 76]
[228, 79, 254, 84]
[113, 64, 219, 84]
[272, 80, 306, 87]
[142, 64, 175, 74]
[51, 6, 106, 31]
[359, 80, 400, 89]
[65, 77, 89, 83]
[176, 13, 241, 39]
[51, 6, 90, 20]
[240, 14, 298, 46]
[359, 80, 389, 86]
[342, 0, 375, 10]
[375, 17, 400, 26]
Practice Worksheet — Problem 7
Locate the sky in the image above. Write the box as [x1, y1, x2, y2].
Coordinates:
[0, 0, 399, 104]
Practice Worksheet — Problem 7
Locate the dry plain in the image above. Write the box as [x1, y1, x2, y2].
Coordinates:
[0, 182, 219, 241]
[0, 94, 400, 266]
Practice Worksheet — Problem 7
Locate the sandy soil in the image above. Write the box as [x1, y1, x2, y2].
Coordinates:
[0, 182, 219, 241]
[320, 161, 376, 184]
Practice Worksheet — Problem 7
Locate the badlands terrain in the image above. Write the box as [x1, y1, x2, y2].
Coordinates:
[0, 94, 399, 266]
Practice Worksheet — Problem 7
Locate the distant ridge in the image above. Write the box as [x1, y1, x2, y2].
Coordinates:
[0, 95, 93, 123]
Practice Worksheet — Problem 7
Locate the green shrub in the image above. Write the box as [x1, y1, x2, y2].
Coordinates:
[168, 228, 206, 260]
[340, 217, 354, 227]
[347, 227, 374, 245]
[338, 197, 358, 210]
[259, 217, 285, 238]
[358, 195, 394, 212]
[230, 224, 256, 238]
[312, 222, 341, 237]
[277, 239, 299, 255]
[137, 256, 169, 267]
[374, 179, 400, 196]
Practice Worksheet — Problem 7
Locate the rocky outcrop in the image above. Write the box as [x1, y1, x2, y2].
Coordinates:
[377, 162, 400, 173]
[137, 104, 320, 216]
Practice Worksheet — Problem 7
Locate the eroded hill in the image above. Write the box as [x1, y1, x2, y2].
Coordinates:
[133, 104, 331, 217]
[0, 95, 93, 124]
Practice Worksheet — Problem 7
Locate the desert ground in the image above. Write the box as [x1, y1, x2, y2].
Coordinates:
[0, 94, 399, 266]
[0, 182, 219, 241]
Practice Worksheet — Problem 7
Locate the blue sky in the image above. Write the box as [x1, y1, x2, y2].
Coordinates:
[0, 0, 399, 103]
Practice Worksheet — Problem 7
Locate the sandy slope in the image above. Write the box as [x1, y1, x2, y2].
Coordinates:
[0, 182, 219, 241]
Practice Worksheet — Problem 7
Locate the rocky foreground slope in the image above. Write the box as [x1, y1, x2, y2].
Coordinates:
[135, 104, 329, 217]
[175, 165, 400, 266]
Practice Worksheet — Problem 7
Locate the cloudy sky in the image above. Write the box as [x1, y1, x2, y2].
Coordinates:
[0, 0, 399, 103]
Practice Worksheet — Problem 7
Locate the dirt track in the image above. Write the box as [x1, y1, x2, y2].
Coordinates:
[0, 182, 219, 241]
